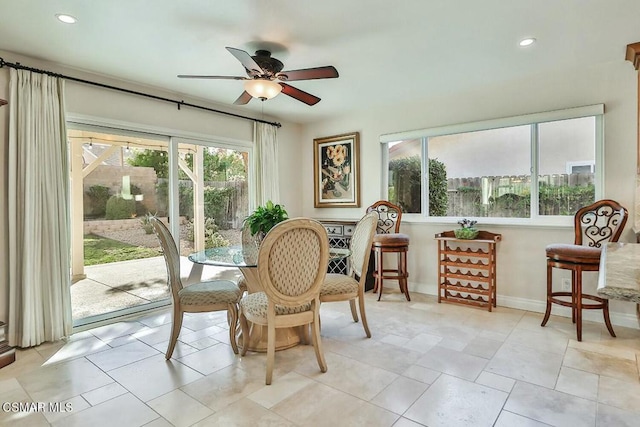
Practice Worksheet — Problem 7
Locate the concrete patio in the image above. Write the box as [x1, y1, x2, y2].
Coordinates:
[71, 256, 242, 322]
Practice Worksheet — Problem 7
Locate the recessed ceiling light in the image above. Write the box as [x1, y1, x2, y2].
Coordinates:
[519, 38, 536, 47]
[55, 14, 78, 24]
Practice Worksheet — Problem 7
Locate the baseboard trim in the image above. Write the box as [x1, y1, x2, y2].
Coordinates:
[409, 281, 639, 329]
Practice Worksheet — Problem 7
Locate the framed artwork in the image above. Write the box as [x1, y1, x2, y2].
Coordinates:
[313, 132, 360, 208]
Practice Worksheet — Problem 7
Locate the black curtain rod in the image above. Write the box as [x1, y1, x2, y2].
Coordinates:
[0, 57, 282, 128]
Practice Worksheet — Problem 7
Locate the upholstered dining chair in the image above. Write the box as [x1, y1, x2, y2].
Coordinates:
[541, 199, 628, 341]
[320, 211, 378, 337]
[366, 200, 411, 301]
[151, 217, 242, 358]
[239, 218, 329, 385]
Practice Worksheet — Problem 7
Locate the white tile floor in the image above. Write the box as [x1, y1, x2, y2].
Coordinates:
[1, 291, 640, 426]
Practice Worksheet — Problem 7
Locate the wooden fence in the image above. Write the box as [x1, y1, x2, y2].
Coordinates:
[446, 173, 594, 217]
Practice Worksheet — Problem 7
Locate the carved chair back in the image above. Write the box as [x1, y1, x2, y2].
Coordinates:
[366, 200, 402, 234]
[574, 199, 628, 247]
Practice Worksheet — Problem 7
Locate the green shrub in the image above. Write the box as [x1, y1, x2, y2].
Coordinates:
[388, 156, 448, 215]
[140, 212, 156, 234]
[130, 184, 142, 195]
[388, 156, 421, 213]
[539, 183, 595, 216]
[489, 193, 530, 217]
[175, 184, 236, 228]
[105, 196, 136, 220]
[204, 186, 235, 229]
[179, 184, 194, 218]
[428, 158, 448, 216]
[186, 217, 229, 248]
[86, 185, 111, 217]
[205, 232, 230, 249]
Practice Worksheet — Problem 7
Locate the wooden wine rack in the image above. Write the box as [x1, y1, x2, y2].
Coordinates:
[435, 230, 501, 311]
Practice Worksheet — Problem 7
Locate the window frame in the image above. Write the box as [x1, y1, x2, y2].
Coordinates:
[380, 104, 604, 227]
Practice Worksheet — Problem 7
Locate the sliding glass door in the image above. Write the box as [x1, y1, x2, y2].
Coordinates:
[175, 138, 250, 283]
[67, 124, 253, 326]
[68, 125, 172, 325]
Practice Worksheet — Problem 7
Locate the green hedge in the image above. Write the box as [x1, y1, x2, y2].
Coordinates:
[176, 185, 236, 229]
[105, 196, 136, 220]
[388, 156, 448, 215]
[539, 183, 595, 215]
[85, 185, 111, 218]
[428, 158, 448, 216]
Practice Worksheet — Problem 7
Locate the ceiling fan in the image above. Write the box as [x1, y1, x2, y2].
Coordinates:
[178, 47, 339, 106]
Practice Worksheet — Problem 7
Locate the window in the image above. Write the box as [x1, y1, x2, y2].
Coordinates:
[382, 105, 603, 221]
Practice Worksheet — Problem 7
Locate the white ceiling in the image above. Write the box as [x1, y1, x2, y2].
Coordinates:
[1, 1, 640, 124]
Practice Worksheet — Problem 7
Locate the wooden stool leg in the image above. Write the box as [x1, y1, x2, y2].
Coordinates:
[376, 249, 384, 301]
[541, 261, 553, 327]
[576, 268, 583, 342]
[396, 252, 403, 295]
[603, 300, 616, 337]
[399, 250, 410, 301]
[571, 269, 577, 324]
[371, 250, 378, 293]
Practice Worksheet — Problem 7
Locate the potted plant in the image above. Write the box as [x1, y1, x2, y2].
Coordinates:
[454, 218, 478, 239]
[243, 200, 289, 243]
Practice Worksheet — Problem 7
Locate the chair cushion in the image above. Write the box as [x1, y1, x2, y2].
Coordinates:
[320, 273, 358, 297]
[239, 292, 311, 323]
[545, 244, 601, 264]
[372, 233, 410, 246]
[179, 280, 242, 306]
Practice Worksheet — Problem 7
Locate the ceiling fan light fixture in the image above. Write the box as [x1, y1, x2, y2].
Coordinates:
[244, 79, 282, 100]
[519, 37, 536, 47]
[55, 13, 78, 24]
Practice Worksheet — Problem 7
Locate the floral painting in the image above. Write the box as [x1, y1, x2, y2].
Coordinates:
[313, 132, 360, 207]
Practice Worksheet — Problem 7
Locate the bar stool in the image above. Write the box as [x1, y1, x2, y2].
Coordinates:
[366, 201, 410, 301]
[541, 199, 628, 341]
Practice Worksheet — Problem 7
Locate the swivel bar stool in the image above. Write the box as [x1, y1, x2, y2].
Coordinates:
[366, 201, 411, 301]
[541, 199, 627, 341]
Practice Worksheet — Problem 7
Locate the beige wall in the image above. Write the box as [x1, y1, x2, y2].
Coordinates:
[301, 59, 639, 327]
[0, 51, 303, 323]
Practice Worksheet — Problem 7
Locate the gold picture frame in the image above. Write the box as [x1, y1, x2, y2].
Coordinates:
[313, 132, 360, 208]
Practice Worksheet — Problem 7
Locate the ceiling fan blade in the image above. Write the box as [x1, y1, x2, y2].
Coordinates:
[226, 47, 264, 74]
[233, 91, 253, 105]
[177, 74, 247, 80]
[279, 83, 321, 106]
[278, 66, 339, 81]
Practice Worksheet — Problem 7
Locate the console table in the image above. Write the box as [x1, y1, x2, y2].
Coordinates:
[317, 220, 356, 275]
[435, 230, 501, 311]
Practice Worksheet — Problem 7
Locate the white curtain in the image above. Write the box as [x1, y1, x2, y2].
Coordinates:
[7, 69, 72, 347]
[254, 122, 280, 205]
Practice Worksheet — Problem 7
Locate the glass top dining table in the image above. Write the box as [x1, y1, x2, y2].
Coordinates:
[186, 244, 351, 353]
[188, 245, 351, 268]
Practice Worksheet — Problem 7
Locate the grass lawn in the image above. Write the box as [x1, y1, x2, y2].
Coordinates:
[84, 234, 160, 266]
